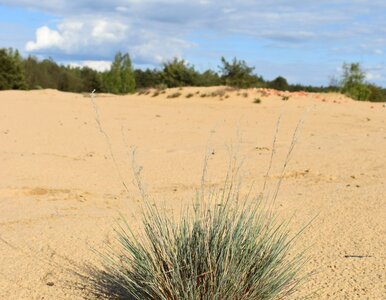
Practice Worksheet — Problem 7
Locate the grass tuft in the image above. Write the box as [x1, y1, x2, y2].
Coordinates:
[152, 91, 160, 97]
[185, 93, 194, 98]
[167, 92, 182, 98]
[81, 179, 306, 300]
[254, 98, 262, 104]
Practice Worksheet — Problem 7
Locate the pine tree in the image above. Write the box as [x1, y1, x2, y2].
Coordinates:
[0, 48, 27, 90]
[162, 58, 198, 87]
[219, 57, 260, 88]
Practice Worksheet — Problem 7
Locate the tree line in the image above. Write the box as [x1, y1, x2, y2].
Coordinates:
[0, 47, 385, 102]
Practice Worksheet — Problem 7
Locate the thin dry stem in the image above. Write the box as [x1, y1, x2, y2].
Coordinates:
[89, 90, 130, 196]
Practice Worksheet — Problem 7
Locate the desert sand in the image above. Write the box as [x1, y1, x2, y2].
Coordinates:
[0, 87, 385, 299]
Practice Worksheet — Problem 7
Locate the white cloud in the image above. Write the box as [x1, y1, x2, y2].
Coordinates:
[68, 60, 111, 72]
[26, 26, 63, 51]
[129, 31, 196, 64]
[25, 12, 196, 65]
[91, 20, 128, 42]
[26, 19, 129, 55]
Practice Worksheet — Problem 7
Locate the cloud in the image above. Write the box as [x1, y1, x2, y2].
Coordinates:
[129, 31, 196, 64]
[68, 60, 111, 72]
[25, 16, 196, 64]
[26, 19, 128, 53]
[26, 26, 63, 51]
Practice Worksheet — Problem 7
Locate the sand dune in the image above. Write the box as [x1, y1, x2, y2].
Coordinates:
[0, 87, 385, 299]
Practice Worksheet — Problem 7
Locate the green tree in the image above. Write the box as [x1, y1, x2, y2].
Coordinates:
[134, 69, 163, 89]
[58, 66, 83, 92]
[269, 76, 289, 91]
[80, 67, 102, 92]
[340, 63, 371, 101]
[22, 56, 40, 89]
[104, 52, 136, 94]
[161, 58, 198, 87]
[39, 58, 62, 89]
[367, 84, 386, 102]
[195, 69, 222, 87]
[219, 57, 260, 88]
[0, 48, 26, 90]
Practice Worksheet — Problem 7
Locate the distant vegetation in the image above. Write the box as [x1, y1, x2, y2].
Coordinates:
[340, 62, 386, 102]
[0, 47, 385, 101]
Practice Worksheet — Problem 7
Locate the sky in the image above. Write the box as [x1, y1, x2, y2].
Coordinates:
[0, 0, 385, 86]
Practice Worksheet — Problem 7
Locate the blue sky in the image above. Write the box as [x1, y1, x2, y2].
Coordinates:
[0, 0, 385, 86]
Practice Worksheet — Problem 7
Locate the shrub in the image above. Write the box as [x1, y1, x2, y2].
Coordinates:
[340, 63, 371, 101]
[269, 76, 289, 91]
[254, 98, 262, 104]
[242, 92, 249, 98]
[282, 96, 290, 101]
[195, 70, 222, 87]
[367, 84, 386, 102]
[82, 180, 306, 300]
[162, 58, 198, 87]
[152, 91, 160, 97]
[219, 57, 263, 88]
[134, 69, 163, 90]
[167, 92, 182, 98]
[345, 83, 371, 101]
[185, 93, 194, 98]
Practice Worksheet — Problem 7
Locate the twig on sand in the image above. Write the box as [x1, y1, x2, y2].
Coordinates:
[344, 255, 373, 259]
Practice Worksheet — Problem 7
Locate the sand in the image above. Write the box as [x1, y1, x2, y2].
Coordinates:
[0, 87, 385, 299]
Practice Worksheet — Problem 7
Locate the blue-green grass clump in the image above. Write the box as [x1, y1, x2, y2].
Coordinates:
[82, 178, 306, 300]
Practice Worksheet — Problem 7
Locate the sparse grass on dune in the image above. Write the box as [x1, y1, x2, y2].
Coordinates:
[282, 96, 290, 101]
[167, 92, 182, 98]
[185, 93, 194, 98]
[210, 88, 227, 97]
[80, 175, 307, 300]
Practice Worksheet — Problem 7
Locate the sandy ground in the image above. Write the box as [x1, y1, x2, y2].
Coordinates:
[0, 87, 385, 299]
